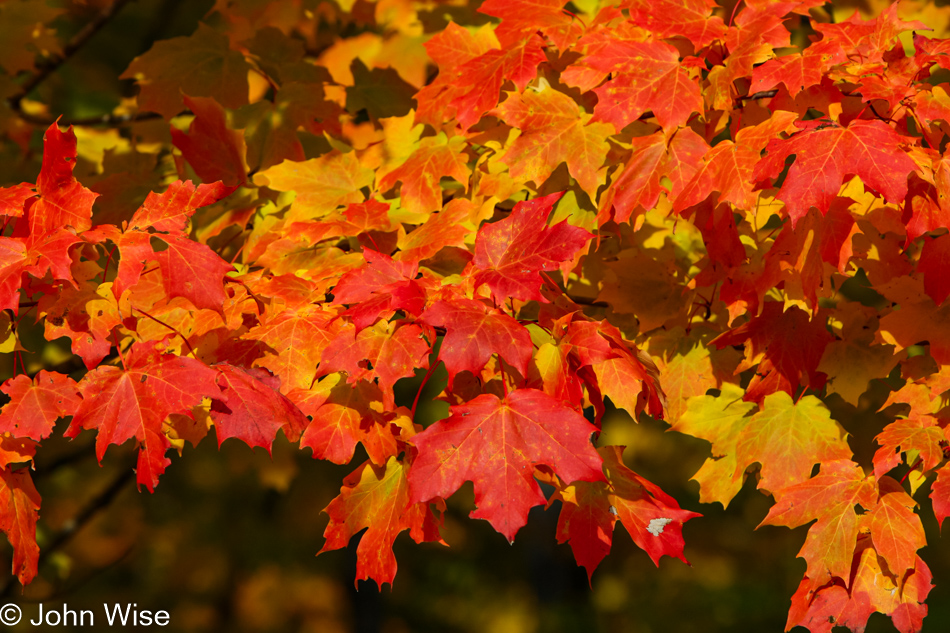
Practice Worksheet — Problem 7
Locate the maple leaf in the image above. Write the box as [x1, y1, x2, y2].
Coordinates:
[0, 183, 32, 217]
[243, 304, 343, 392]
[345, 59, 417, 121]
[66, 343, 221, 492]
[452, 37, 547, 129]
[647, 328, 726, 424]
[738, 392, 852, 494]
[319, 457, 443, 588]
[903, 159, 950, 245]
[29, 124, 98, 237]
[0, 229, 83, 314]
[760, 459, 875, 583]
[0, 371, 81, 441]
[750, 38, 843, 98]
[97, 180, 234, 311]
[120, 23, 252, 119]
[786, 537, 932, 633]
[602, 129, 708, 224]
[0, 468, 41, 585]
[210, 365, 309, 451]
[419, 297, 533, 387]
[471, 192, 592, 303]
[878, 276, 950, 364]
[817, 303, 898, 405]
[408, 389, 605, 542]
[147, 234, 235, 313]
[394, 198, 473, 262]
[170, 95, 248, 187]
[712, 302, 833, 402]
[918, 233, 950, 305]
[492, 89, 613, 200]
[300, 378, 400, 467]
[478, 0, 581, 50]
[675, 111, 798, 212]
[254, 151, 375, 219]
[127, 180, 234, 234]
[377, 133, 471, 215]
[752, 120, 917, 224]
[873, 398, 945, 482]
[622, 0, 726, 47]
[670, 383, 757, 507]
[318, 321, 430, 408]
[554, 446, 699, 580]
[567, 39, 702, 132]
[869, 476, 927, 579]
[552, 478, 613, 579]
[331, 249, 428, 330]
[931, 466, 950, 530]
[413, 23, 499, 126]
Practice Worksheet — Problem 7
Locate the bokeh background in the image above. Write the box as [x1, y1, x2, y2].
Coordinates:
[3, 0, 950, 631]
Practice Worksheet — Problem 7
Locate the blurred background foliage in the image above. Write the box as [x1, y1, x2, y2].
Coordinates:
[4, 0, 950, 631]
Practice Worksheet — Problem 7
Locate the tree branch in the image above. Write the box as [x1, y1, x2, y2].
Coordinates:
[7, 0, 139, 124]
[14, 109, 162, 128]
[0, 464, 134, 597]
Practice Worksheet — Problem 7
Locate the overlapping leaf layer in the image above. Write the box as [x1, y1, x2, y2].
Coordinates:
[2, 0, 950, 630]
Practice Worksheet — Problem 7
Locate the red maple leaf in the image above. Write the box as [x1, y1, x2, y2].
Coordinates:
[713, 302, 833, 401]
[170, 95, 248, 187]
[478, 0, 581, 50]
[408, 388, 605, 542]
[451, 37, 547, 129]
[753, 120, 917, 225]
[127, 179, 234, 234]
[0, 183, 33, 217]
[419, 297, 533, 387]
[319, 457, 443, 588]
[472, 192, 592, 303]
[554, 446, 699, 580]
[27, 123, 98, 237]
[300, 379, 400, 467]
[332, 249, 428, 330]
[918, 233, 950, 306]
[571, 39, 702, 132]
[622, 0, 726, 48]
[0, 469, 41, 585]
[66, 342, 221, 492]
[0, 371, 81, 441]
[210, 365, 309, 451]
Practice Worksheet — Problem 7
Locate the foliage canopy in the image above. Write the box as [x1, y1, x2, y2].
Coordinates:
[3, 0, 950, 631]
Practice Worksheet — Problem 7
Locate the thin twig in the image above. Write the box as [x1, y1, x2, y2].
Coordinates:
[8, 0, 137, 111]
[738, 90, 779, 102]
[16, 109, 162, 128]
[133, 307, 197, 357]
[411, 345, 442, 419]
[0, 464, 134, 597]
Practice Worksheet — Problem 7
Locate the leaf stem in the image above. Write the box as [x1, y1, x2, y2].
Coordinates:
[111, 327, 128, 370]
[133, 307, 197, 357]
[900, 456, 924, 484]
[411, 343, 441, 420]
[727, 0, 744, 27]
[101, 246, 117, 284]
[497, 354, 509, 398]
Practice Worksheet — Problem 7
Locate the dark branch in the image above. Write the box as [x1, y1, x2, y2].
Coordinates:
[14, 109, 162, 128]
[7, 0, 139, 124]
[738, 90, 779, 102]
[0, 463, 134, 597]
[41, 465, 135, 557]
